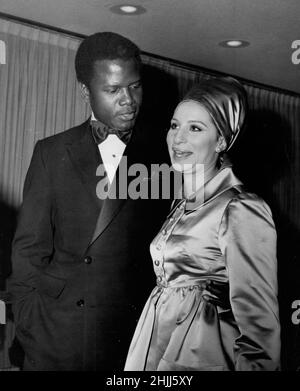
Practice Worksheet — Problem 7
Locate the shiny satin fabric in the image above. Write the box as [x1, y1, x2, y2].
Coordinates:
[183, 77, 247, 151]
[125, 163, 280, 371]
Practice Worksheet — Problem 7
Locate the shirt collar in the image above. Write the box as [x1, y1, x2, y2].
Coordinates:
[169, 158, 243, 214]
[189, 163, 242, 210]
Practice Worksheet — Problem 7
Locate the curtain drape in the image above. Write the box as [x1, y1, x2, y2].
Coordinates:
[0, 19, 89, 207]
[1, 17, 300, 370]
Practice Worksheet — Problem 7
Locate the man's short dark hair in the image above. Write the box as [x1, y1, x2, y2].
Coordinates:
[75, 32, 142, 87]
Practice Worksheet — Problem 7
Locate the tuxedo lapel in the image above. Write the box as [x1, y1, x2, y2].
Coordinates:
[88, 186, 126, 246]
[66, 120, 103, 209]
[88, 128, 142, 247]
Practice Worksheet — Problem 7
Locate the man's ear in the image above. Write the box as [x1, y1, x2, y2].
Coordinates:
[80, 83, 90, 103]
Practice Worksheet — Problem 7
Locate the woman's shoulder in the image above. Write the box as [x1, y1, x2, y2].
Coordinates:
[224, 186, 274, 222]
[218, 186, 277, 261]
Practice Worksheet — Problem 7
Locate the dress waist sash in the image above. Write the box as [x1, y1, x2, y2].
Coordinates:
[156, 278, 231, 310]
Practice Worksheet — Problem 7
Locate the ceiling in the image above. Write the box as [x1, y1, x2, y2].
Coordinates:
[1, 0, 300, 94]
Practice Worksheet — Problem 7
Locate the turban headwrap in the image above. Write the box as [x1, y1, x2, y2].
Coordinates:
[183, 76, 247, 151]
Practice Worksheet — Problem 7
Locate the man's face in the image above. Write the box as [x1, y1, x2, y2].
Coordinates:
[83, 58, 142, 131]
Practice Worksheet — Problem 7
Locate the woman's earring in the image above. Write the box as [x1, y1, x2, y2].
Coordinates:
[216, 137, 227, 154]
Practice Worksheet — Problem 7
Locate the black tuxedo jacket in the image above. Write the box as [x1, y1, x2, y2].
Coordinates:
[8, 118, 170, 370]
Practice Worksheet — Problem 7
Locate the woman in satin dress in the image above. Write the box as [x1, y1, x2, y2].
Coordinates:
[125, 77, 281, 371]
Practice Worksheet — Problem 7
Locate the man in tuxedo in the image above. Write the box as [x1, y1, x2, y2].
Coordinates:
[8, 32, 169, 370]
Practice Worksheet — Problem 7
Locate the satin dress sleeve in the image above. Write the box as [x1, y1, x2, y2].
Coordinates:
[218, 192, 281, 370]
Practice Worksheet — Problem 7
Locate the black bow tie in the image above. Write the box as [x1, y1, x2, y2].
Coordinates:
[90, 120, 132, 145]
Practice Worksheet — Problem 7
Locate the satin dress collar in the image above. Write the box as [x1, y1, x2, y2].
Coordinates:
[170, 159, 243, 214]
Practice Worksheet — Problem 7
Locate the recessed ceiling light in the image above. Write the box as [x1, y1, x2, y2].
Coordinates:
[219, 40, 250, 48]
[120, 5, 137, 13]
[110, 4, 146, 15]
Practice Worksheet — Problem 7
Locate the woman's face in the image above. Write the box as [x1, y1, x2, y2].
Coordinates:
[167, 100, 221, 173]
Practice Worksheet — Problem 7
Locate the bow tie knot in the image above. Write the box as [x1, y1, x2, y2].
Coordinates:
[90, 120, 132, 145]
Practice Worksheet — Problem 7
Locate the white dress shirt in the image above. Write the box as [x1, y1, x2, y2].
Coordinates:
[91, 112, 126, 184]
